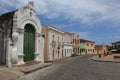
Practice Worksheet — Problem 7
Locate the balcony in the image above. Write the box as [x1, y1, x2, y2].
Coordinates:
[51, 41, 56, 46]
[58, 42, 61, 46]
[61, 42, 64, 46]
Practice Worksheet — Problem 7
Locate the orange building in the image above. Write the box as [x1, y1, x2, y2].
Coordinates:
[95, 44, 108, 54]
[71, 33, 81, 54]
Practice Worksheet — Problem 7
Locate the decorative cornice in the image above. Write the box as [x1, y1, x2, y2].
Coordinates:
[48, 27, 65, 35]
[17, 28, 24, 33]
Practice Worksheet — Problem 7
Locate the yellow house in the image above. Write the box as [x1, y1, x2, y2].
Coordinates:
[80, 39, 95, 54]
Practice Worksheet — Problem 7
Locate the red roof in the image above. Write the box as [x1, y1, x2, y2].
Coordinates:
[80, 39, 95, 43]
[95, 45, 103, 49]
[65, 32, 72, 35]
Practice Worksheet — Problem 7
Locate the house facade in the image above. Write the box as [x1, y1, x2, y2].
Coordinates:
[112, 41, 120, 52]
[95, 44, 108, 54]
[71, 33, 81, 54]
[80, 39, 95, 54]
[64, 32, 73, 57]
[42, 25, 65, 61]
[0, 2, 44, 67]
[48, 25, 65, 61]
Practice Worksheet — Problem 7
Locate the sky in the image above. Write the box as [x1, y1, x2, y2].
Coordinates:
[0, 0, 120, 45]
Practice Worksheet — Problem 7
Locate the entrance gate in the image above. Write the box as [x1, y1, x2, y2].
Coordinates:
[24, 24, 35, 62]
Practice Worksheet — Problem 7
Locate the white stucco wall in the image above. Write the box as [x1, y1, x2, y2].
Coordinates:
[9, 2, 44, 66]
[64, 43, 73, 57]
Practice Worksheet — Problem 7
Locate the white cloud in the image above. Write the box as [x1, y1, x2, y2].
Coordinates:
[0, 0, 120, 27]
[35, 0, 120, 26]
[77, 31, 93, 41]
[73, 31, 94, 41]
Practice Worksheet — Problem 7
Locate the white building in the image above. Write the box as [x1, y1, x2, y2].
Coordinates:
[0, 2, 44, 67]
[64, 32, 73, 57]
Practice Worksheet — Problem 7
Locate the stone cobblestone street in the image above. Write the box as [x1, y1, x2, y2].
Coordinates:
[23, 55, 120, 80]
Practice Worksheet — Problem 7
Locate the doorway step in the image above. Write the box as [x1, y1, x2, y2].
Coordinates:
[13, 61, 52, 74]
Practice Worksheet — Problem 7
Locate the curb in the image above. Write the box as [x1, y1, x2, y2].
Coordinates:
[24, 63, 52, 74]
[91, 56, 120, 63]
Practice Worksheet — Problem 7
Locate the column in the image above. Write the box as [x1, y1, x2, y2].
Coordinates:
[17, 28, 24, 65]
[6, 38, 13, 67]
[35, 33, 41, 61]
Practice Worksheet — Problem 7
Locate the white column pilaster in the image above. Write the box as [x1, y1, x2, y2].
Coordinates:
[17, 28, 24, 65]
[34, 33, 41, 61]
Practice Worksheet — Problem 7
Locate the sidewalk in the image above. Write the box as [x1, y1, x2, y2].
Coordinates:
[0, 63, 52, 80]
[0, 66, 24, 80]
[91, 54, 120, 63]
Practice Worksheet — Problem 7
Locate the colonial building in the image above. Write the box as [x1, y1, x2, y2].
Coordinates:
[71, 33, 81, 54]
[42, 25, 65, 61]
[0, 2, 44, 67]
[80, 39, 95, 54]
[95, 44, 108, 54]
[64, 32, 73, 57]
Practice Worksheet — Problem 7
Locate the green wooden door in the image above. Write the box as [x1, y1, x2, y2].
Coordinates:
[24, 24, 35, 62]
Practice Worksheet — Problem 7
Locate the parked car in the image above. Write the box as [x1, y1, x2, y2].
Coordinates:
[71, 53, 79, 57]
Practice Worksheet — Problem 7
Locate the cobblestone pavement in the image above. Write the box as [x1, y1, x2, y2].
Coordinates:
[0, 70, 18, 80]
[0, 67, 24, 80]
[24, 55, 120, 80]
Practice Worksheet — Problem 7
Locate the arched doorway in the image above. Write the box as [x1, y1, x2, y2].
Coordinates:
[24, 24, 35, 62]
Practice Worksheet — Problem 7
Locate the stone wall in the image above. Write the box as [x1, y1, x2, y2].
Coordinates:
[0, 11, 15, 65]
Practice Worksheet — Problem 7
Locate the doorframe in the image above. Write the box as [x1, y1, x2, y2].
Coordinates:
[15, 20, 42, 65]
[23, 24, 35, 62]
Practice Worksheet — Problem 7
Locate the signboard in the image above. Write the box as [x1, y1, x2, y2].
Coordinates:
[80, 43, 85, 49]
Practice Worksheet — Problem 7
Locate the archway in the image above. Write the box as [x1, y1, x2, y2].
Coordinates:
[24, 24, 35, 62]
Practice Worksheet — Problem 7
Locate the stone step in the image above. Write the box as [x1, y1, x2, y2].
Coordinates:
[13, 63, 52, 74]
[17, 61, 41, 67]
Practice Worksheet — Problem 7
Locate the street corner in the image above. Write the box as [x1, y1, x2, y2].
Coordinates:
[91, 54, 120, 63]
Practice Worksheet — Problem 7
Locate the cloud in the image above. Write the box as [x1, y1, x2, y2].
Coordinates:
[77, 31, 93, 41]
[0, 0, 120, 27]
[0, 0, 21, 13]
[35, 0, 120, 27]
